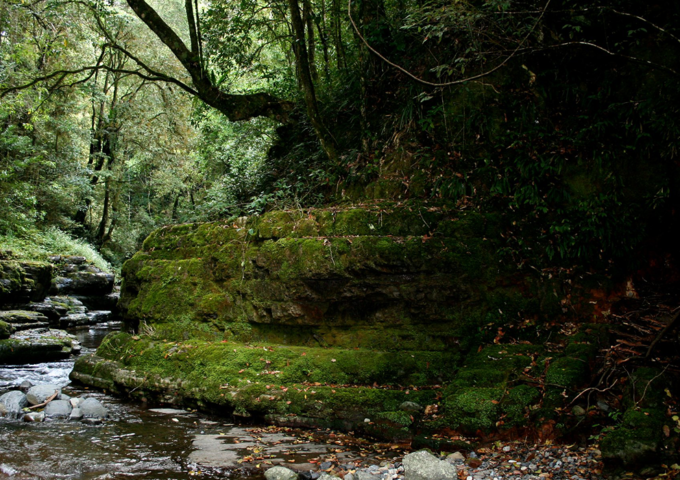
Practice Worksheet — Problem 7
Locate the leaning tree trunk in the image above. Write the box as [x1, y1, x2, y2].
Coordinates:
[287, 0, 338, 161]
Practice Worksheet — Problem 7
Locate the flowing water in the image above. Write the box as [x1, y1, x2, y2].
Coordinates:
[0, 325, 262, 480]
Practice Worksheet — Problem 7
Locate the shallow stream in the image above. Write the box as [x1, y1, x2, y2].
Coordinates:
[0, 326, 259, 480]
[0, 326, 394, 480]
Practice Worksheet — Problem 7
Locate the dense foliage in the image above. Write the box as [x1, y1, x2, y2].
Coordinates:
[0, 0, 678, 269]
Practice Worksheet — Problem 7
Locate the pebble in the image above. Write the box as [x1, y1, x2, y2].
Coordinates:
[294, 442, 607, 480]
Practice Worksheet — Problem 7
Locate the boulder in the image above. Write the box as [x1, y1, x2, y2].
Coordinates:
[403, 450, 457, 480]
[79, 397, 108, 419]
[26, 384, 61, 405]
[19, 380, 33, 392]
[0, 310, 50, 331]
[44, 399, 72, 418]
[51, 271, 114, 296]
[69, 407, 84, 421]
[0, 390, 28, 419]
[264, 466, 299, 480]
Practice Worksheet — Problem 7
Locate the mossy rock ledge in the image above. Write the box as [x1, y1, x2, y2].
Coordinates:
[71, 206, 596, 438]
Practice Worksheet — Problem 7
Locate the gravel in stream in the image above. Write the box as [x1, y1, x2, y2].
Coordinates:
[292, 442, 606, 480]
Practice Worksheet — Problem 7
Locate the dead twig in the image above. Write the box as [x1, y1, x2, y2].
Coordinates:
[28, 391, 58, 410]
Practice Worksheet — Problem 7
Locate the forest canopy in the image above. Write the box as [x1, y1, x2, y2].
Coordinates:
[1, 0, 678, 269]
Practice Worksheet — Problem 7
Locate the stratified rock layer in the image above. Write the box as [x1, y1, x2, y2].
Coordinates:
[118, 207, 531, 351]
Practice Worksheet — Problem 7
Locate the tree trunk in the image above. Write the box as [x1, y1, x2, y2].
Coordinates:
[287, 0, 338, 161]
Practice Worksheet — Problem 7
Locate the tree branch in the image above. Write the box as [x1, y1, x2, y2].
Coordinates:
[347, 0, 552, 87]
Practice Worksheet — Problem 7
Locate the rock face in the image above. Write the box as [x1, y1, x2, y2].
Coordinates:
[402, 450, 457, 480]
[0, 328, 80, 363]
[50, 256, 114, 297]
[118, 208, 509, 351]
[0, 310, 50, 331]
[0, 261, 53, 306]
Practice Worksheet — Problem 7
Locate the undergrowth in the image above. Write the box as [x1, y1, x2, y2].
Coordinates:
[0, 227, 112, 272]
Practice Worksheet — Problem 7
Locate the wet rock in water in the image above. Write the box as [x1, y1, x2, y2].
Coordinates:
[26, 384, 61, 405]
[23, 411, 45, 422]
[0, 403, 7, 417]
[265, 466, 299, 480]
[403, 450, 457, 480]
[69, 407, 84, 421]
[59, 313, 90, 328]
[0, 310, 49, 331]
[19, 380, 33, 392]
[70, 397, 82, 408]
[45, 399, 73, 418]
[80, 397, 108, 419]
[0, 328, 79, 364]
[0, 320, 13, 339]
[0, 391, 28, 419]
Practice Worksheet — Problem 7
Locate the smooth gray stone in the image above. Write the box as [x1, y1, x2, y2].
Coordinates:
[45, 399, 72, 418]
[80, 397, 108, 419]
[69, 407, 83, 421]
[26, 384, 61, 405]
[70, 397, 82, 408]
[0, 391, 28, 419]
[264, 466, 299, 480]
[19, 380, 33, 392]
[403, 450, 457, 480]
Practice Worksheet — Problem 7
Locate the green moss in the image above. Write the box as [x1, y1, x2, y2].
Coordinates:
[443, 387, 503, 433]
[0, 320, 12, 339]
[502, 385, 540, 426]
[545, 357, 588, 388]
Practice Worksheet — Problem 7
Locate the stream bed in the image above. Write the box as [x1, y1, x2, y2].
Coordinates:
[0, 325, 397, 480]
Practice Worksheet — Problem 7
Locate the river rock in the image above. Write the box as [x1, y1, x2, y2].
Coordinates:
[0, 390, 28, 419]
[19, 380, 33, 392]
[446, 452, 465, 463]
[403, 450, 457, 480]
[70, 397, 82, 408]
[45, 399, 72, 418]
[265, 466, 299, 480]
[69, 407, 84, 421]
[23, 411, 45, 422]
[0, 403, 7, 417]
[80, 397, 108, 419]
[318, 474, 341, 480]
[26, 384, 62, 405]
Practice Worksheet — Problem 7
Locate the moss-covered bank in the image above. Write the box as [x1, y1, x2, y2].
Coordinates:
[72, 205, 664, 470]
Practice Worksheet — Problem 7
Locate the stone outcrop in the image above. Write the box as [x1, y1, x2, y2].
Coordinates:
[118, 207, 516, 350]
[0, 261, 53, 305]
[49, 255, 115, 298]
[0, 328, 80, 363]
